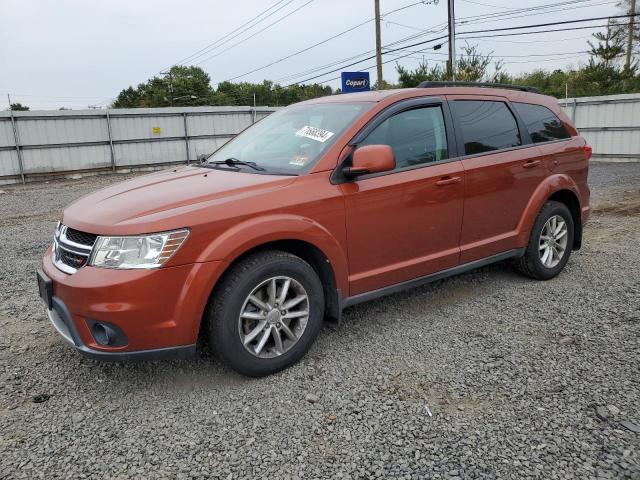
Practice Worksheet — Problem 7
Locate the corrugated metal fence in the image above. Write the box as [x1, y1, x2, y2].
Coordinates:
[0, 106, 276, 184]
[561, 93, 640, 163]
[1, 93, 638, 184]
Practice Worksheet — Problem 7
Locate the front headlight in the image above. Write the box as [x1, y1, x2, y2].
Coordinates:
[88, 229, 189, 269]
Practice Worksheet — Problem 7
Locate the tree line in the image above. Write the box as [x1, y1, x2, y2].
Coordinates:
[111, 66, 333, 109]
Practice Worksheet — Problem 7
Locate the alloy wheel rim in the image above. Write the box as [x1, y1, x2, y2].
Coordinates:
[539, 214, 568, 268]
[238, 276, 309, 358]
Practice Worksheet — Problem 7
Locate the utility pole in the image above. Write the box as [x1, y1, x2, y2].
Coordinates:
[7, 93, 12, 109]
[374, 0, 383, 89]
[447, 0, 456, 81]
[625, 0, 636, 71]
[161, 70, 174, 106]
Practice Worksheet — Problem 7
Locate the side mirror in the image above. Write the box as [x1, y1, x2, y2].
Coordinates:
[343, 145, 395, 178]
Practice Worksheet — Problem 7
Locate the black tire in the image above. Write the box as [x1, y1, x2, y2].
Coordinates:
[516, 200, 574, 280]
[207, 250, 324, 377]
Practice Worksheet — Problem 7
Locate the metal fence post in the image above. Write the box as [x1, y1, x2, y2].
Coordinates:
[8, 110, 25, 184]
[183, 112, 190, 164]
[571, 98, 578, 124]
[251, 107, 256, 124]
[105, 110, 116, 172]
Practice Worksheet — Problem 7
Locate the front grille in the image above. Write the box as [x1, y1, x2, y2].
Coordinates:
[58, 248, 89, 270]
[65, 227, 98, 247]
[52, 224, 97, 274]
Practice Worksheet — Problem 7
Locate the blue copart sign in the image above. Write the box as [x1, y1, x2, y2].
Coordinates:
[341, 72, 370, 93]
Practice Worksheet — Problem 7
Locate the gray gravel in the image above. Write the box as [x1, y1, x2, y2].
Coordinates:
[1, 164, 639, 479]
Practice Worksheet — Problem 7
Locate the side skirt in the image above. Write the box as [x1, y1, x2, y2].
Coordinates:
[342, 248, 525, 309]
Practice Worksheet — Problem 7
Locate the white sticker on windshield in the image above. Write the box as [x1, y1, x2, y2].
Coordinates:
[295, 125, 334, 143]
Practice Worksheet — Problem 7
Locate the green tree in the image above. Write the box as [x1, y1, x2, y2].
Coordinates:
[9, 103, 29, 111]
[211, 80, 333, 106]
[395, 43, 502, 87]
[396, 62, 446, 87]
[113, 66, 214, 108]
[372, 79, 400, 90]
[456, 44, 500, 81]
[611, 0, 640, 67]
[588, 23, 625, 67]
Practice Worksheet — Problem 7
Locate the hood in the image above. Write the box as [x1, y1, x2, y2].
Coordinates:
[62, 166, 296, 234]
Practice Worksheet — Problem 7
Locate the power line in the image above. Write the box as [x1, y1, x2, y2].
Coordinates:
[328, 0, 604, 67]
[286, 33, 448, 85]
[227, 0, 603, 86]
[221, 0, 437, 83]
[273, 24, 451, 83]
[224, 18, 373, 82]
[458, 21, 632, 40]
[427, 13, 640, 44]
[187, 0, 301, 65]
[473, 34, 591, 43]
[401, 48, 588, 57]
[459, 0, 511, 8]
[455, 0, 604, 25]
[194, 0, 315, 66]
[285, 13, 639, 86]
[321, 25, 623, 82]
[162, 0, 291, 70]
[457, 0, 618, 27]
[277, 22, 594, 85]
[382, 0, 603, 46]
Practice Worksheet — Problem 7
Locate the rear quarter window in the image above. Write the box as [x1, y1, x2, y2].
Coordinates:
[512, 102, 571, 143]
[450, 100, 521, 155]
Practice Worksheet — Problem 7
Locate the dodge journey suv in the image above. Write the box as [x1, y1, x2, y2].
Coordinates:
[38, 82, 591, 376]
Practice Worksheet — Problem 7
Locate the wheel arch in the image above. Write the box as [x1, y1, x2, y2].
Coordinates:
[517, 174, 583, 250]
[196, 215, 347, 345]
[547, 189, 582, 250]
[228, 239, 341, 321]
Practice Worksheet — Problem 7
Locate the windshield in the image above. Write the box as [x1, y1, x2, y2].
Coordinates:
[205, 102, 373, 174]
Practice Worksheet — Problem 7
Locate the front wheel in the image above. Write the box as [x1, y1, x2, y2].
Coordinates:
[516, 200, 574, 280]
[207, 250, 324, 377]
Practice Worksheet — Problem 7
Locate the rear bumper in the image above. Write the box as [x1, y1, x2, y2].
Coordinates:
[41, 246, 227, 360]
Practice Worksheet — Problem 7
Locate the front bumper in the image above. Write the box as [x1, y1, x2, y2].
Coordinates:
[46, 295, 196, 361]
[41, 246, 226, 360]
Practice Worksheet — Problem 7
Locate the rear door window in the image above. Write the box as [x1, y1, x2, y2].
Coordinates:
[450, 100, 521, 155]
[359, 106, 448, 169]
[512, 102, 571, 143]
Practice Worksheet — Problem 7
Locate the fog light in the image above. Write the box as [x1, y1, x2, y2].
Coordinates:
[92, 322, 116, 346]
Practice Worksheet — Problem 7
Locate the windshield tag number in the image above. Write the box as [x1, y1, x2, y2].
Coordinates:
[295, 126, 334, 143]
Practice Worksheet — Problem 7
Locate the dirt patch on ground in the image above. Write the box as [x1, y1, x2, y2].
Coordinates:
[378, 369, 497, 416]
[593, 197, 640, 216]
[591, 186, 640, 216]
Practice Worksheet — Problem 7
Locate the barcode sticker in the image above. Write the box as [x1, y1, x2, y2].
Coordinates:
[295, 126, 334, 143]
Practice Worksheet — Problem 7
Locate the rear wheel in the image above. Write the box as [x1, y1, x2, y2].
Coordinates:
[516, 200, 574, 280]
[207, 250, 324, 377]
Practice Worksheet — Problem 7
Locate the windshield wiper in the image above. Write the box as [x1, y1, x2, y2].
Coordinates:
[207, 157, 265, 171]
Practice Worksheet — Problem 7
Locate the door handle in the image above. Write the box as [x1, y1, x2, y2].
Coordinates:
[523, 160, 541, 168]
[435, 176, 462, 186]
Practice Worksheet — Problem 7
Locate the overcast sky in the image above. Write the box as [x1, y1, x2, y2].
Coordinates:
[0, 0, 618, 110]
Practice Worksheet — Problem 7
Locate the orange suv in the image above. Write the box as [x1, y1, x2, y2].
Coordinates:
[37, 82, 591, 376]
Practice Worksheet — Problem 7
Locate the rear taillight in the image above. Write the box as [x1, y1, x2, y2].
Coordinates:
[583, 144, 593, 161]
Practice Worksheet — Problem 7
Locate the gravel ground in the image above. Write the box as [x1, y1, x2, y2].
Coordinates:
[0, 163, 639, 479]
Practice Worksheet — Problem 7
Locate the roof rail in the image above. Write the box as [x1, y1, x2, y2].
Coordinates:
[417, 81, 540, 93]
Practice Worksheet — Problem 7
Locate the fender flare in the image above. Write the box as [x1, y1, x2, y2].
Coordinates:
[196, 214, 349, 293]
[516, 174, 581, 245]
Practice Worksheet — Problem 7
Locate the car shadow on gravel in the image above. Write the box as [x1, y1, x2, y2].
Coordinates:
[340, 260, 526, 328]
[36, 259, 559, 393]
